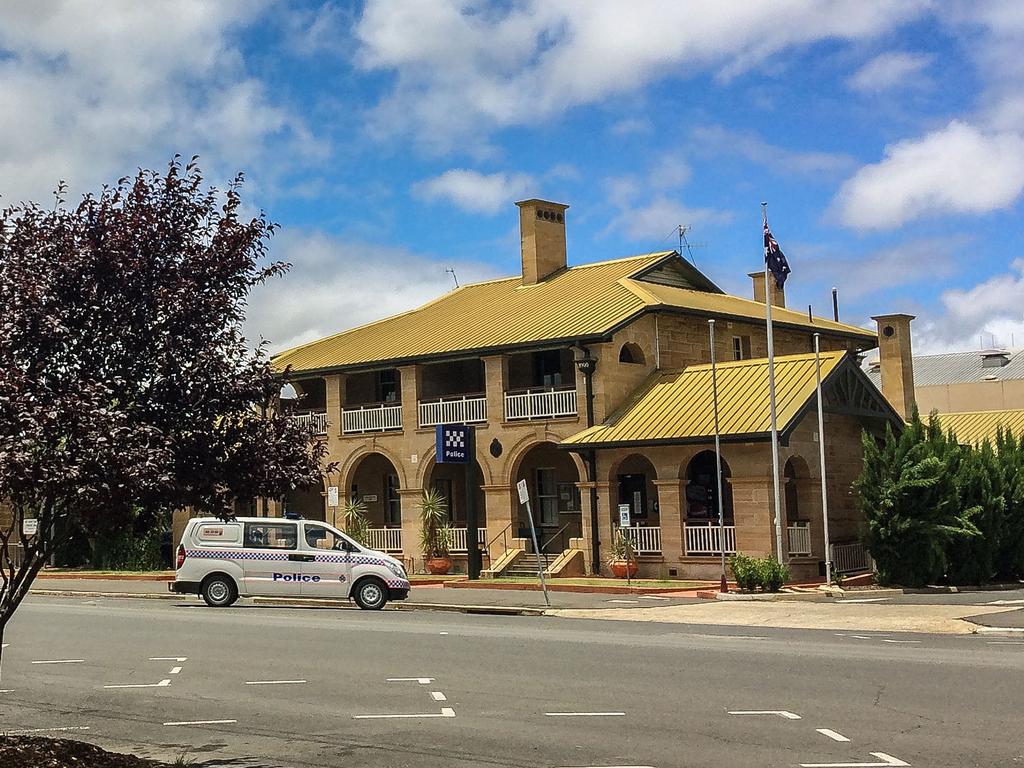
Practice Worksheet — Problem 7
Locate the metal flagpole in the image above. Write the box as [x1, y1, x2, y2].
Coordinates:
[709, 320, 728, 593]
[762, 202, 785, 563]
[814, 333, 833, 585]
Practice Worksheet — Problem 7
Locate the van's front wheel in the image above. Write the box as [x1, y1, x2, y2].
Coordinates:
[202, 574, 238, 607]
[353, 577, 388, 610]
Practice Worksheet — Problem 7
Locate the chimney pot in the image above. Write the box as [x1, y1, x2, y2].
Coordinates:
[748, 271, 785, 308]
[516, 199, 568, 285]
[871, 313, 916, 421]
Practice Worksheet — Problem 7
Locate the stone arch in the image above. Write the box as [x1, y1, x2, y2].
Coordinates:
[510, 440, 583, 551]
[339, 443, 409, 491]
[343, 451, 405, 529]
[609, 453, 660, 527]
[683, 449, 734, 524]
[783, 455, 812, 524]
[505, 433, 587, 486]
[618, 342, 646, 365]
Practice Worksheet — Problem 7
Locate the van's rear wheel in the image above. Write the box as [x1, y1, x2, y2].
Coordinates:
[353, 578, 388, 610]
[202, 575, 238, 607]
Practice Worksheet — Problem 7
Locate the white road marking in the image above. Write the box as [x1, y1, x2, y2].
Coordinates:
[974, 627, 1024, 634]
[799, 752, 909, 767]
[150, 656, 188, 661]
[838, 598, 891, 603]
[545, 712, 626, 717]
[439, 632, 449, 635]
[163, 719, 237, 727]
[31, 659, 85, 664]
[607, 599, 640, 604]
[7, 726, 90, 734]
[387, 677, 433, 684]
[984, 599, 1024, 605]
[0, 690, 14, 693]
[245, 680, 307, 685]
[880, 639, 921, 644]
[104, 678, 171, 689]
[690, 633, 768, 641]
[353, 707, 456, 720]
[988, 641, 1024, 645]
[728, 710, 801, 720]
[169, 666, 182, 674]
[638, 595, 671, 600]
[430, 691, 447, 701]
[554, 766, 657, 768]
[817, 728, 851, 742]
[1, 643, 8, 648]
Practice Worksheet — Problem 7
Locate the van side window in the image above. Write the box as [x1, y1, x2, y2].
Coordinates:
[244, 523, 298, 550]
[304, 525, 347, 551]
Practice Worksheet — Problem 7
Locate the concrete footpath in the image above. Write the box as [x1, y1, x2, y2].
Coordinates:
[28, 575, 1024, 634]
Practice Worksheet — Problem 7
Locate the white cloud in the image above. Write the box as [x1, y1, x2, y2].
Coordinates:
[847, 51, 934, 93]
[354, 0, 929, 152]
[412, 169, 535, 214]
[912, 258, 1024, 353]
[610, 118, 653, 137]
[246, 230, 501, 353]
[691, 125, 855, 177]
[833, 121, 1024, 229]
[0, 1, 313, 205]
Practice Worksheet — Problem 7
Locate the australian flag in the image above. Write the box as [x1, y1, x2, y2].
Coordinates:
[763, 221, 791, 290]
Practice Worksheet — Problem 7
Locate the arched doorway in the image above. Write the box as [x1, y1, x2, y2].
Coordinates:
[684, 450, 733, 524]
[513, 442, 582, 553]
[347, 452, 404, 531]
[784, 456, 813, 556]
[424, 456, 486, 554]
[612, 454, 659, 528]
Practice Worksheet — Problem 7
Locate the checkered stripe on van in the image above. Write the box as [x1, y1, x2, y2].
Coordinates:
[186, 550, 289, 561]
[386, 578, 411, 590]
[311, 554, 393, 567]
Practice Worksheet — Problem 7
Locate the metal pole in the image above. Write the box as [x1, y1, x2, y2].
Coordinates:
[465, 426, 481, 580]
[831, 287, 840, 323]
[709, 320, 728, 592]
[814, 333, 833, 586]
[522, 498, 551, 607]
[763, 202, 785, 563]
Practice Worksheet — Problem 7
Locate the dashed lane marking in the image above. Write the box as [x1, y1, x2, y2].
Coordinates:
[607, 599, 640, 604]
[545, 712, 626, 717]
[638, 595, 671, 600]
[387, 677, 434, 684]
[7, 726, 90, 734]
[353, 707, 456, 720]
[984, 599, 1024, 605]
[689, 633, 768, 641]
[150, 657, 188, 661]
[163, 719, 237, 727]
[104, 679, 171, 689]
[837, 598, 891, 603]
[816, 728, 851, 742]
[430, 691, 447, 701]
[246, 680, 308, 685]
[799, 753, 909, 767]
[169, 666, 182, 675]
[439, 632, 449, 635]
[31, 659, 85, 665]
[728, 710, 801, 719]
[880, 639, 922, 644]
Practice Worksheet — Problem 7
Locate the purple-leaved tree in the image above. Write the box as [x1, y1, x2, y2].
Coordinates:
[0, 158, 330, 659]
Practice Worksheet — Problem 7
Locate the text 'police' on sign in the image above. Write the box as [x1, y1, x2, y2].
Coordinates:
[436, 424, 470, 464]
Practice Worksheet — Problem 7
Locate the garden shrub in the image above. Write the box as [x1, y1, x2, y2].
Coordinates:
[729, 553, 789, 592]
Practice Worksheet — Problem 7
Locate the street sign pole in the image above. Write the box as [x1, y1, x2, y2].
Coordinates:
[517, 480, 550, 607]
[465, 426, 481, 580]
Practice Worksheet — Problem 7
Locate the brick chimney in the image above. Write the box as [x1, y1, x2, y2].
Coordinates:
[749, 271, 785, 308]
[871, 313, 916, 421]
[516, 199, 568, 285]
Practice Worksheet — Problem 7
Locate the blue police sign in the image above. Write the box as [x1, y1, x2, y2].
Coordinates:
[436, 424, 470, 463]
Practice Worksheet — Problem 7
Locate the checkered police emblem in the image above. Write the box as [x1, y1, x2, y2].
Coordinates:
[436, 423, 470, 463]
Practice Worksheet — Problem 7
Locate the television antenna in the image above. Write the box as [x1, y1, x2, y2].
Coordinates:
[677, 225, 706, 266]
[445, 267, 459, 288]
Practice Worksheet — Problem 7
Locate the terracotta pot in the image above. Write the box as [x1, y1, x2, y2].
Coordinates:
[425, 556, 453, 575]
[609, 559, 638, 578]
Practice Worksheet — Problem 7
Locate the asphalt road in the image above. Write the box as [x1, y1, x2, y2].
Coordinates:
[2, 596, 1022, 768]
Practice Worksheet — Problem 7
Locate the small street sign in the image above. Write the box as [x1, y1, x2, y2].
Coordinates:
[435, 424, 470, 464]
[516, 479, 529, 504]
[618, 504, 631, 528]
[327, 487, 339, 508]
[22, 518, 38, 536]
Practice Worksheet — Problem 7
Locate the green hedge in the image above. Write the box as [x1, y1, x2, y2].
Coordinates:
[729, 553, 790, 592]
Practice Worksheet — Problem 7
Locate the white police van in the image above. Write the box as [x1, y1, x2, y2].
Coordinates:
[170, 516, 410, 610]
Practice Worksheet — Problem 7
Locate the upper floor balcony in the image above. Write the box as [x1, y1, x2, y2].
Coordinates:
[417, 359, 487, 428]
[341, 368, 403, 435]
[504, 348, 578, 420]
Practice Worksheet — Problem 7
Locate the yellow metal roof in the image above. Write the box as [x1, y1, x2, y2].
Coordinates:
[562, 351, 847, 447]
[621, 280, 872, 338]
[272, 251, 875, 373]
[936, 409, 1024, 445]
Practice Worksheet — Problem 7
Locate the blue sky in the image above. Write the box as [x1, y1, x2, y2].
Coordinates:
[2, 1, 1024, 354]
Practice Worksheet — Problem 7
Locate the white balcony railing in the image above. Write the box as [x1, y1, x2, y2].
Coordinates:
[684, 522, 737, 555]
[504, 387, 578, 421]
[832, 541, 872, 574]
[342, 403, 403, 434]
[292, 411, 328, 434]
[619, 526, 662, 554]
[450, 527, 488, 553]
[366, 528, 403, 553]
[787, 522, 812, 556]
[418, 395, 487, 427]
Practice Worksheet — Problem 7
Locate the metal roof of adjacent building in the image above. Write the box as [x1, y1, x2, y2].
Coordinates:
[561, 351, 848, 447]
[272, 251, 876, 374]
[935, 409, 1024, 445]
[865, 348, 1024, 387]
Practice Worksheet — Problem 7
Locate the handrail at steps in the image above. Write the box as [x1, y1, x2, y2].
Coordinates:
[484, 522, 513, 558]
[539, 522, 573, 555]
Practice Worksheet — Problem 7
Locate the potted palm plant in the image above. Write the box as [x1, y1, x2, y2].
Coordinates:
[607, 528, 639, 578]
[419, 488, 454, 574]
[339, 498, 371, 546]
